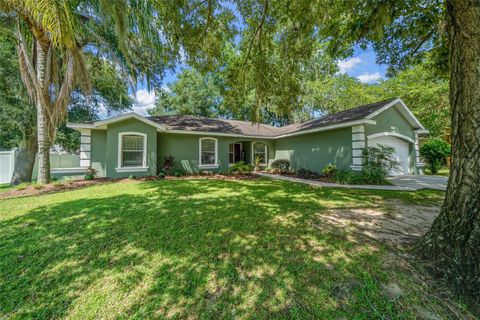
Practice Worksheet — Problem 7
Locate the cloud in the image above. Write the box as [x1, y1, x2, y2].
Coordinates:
[357, 72, 382, 83]
[337, 57, 362, 73]
[132, 89, 156, 116]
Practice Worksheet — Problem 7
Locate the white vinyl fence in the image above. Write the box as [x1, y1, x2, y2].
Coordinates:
[0, 150, 16, 183]
[0, 150, 83, 183]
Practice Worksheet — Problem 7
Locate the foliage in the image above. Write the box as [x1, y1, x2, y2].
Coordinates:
[128, 175, 136, 180]
[229, 161, 252, 174]
[363, 145, 400, 177]
[321, 164, 337, 178]
[149, 69, 224, 118]
[270, 159, 290, 174]
[0, 24, 34, 150]
[420, 138, 451, 174]
[157, 172, 165, 179]
[331, 170, 357, 185]
[174, 170, 183, 177]
[297, 168, 320, 179]
[84, 166, 97, 181]
[253, 155, 263, 171]
[161, 156, 175, 175]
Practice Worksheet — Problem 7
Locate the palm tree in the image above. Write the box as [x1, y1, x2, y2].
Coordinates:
[0, 0, 230, 183]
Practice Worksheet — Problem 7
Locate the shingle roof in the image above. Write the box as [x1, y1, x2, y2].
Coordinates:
[275, 98, 396, 135]
[147, 115, 280, 137]
[69, 99, 400, 137]
[147, 99, 397, 137]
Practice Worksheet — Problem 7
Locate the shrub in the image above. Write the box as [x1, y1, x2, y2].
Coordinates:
[363, 144, 400, 176]
[271, 159, 290, 174]
[229, 161, 253, 174]
[321, 163, 337, 178]
[297, 168, 320, 179]
[174, 170, 183, 177]
[358, 167, 390, 185]
[161, 155, 175, 175]
[420, 138, 451, 174]
[331, 170, 357, 184]
[157, 172, 165, 179]
[84, 166, 97, 181]
[128, 174, 136, 179]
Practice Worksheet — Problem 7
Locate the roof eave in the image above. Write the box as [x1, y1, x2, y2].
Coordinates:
[273, 119, 376, 139]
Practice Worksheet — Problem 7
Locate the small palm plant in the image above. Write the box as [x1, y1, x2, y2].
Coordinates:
[254, 155, 263, 172]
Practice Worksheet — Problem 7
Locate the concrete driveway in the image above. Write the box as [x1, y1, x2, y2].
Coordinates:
[387, 175, 448, 191]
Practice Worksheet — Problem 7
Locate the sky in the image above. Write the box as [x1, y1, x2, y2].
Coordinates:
[129, 46, 388, 116]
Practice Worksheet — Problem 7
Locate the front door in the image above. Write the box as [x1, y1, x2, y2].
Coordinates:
[234, 143, 242, 162]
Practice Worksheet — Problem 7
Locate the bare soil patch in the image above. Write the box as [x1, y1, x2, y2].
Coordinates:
[0, 174, 259, 199]
[314, 200, 440, 249]
[0, 179, 110, 199]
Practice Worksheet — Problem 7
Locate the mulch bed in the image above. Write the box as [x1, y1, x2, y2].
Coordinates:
[0, 174, 259, 199]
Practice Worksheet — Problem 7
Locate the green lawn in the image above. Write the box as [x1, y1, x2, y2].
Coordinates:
[0, 178, 450, 319]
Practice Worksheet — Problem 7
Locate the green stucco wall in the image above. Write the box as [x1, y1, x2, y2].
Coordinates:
[157, 133, 274, 173]
[105, 118, 157, 178]
[91, 129, 107, 177]
[273, 127, 352, 171]
[366, 105, 414, 140]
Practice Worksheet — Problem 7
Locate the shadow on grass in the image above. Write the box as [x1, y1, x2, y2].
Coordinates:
[0, 179, 442, 319]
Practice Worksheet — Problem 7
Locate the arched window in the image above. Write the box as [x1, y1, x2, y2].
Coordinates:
[117, 132, 147, 169]
[252, 142, 267, 165]
[199, 137, 218, 167]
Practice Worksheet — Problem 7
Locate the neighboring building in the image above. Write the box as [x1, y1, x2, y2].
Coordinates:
[67, 98, 428, 178]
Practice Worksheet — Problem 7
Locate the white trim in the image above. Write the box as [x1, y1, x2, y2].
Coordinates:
[197, 165, 220, 169]
[352, 141, 366, 149]
[80, 136, 91, 144]
[80, 159, 91, 167]
[199, 137, 218, 166]
[352, 133, 365, 141]
[414, 129, 430, 135]
[251, 142, 268, 165]
[351, 165, 364, 171]
[274, 119, 376, 139]
[80, 144, 91, 152]
[351, 125, 365, 133]
[352, 157, 365, 165]
[80, 129, 91, 136]
[68, 113, 167, 131]
[80, 151, 90, 159]
[352, 149, 363, 157]
[115, 166, 149, 173]
[51, 167, 89, 174]
[118, 132, 148, 170]
[365, 98, 425, 130]
[366, 132, 415, 144]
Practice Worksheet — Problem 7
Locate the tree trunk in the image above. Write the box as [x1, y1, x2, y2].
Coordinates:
[10, 131, 37, 185]
[35, 40, 51, 184]
[419, 0, 480, 296]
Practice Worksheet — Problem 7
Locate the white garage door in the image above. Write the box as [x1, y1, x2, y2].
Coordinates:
[367, 136, 410, 176]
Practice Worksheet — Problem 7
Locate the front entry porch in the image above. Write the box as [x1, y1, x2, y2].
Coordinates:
[228, 141, 268, 167]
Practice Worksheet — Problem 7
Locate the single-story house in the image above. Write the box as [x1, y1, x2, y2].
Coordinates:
[68, 98, 428, 178]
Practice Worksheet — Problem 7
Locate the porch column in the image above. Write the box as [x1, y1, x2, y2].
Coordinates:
[351, 125, 366, 171]
[80, 129, 91, 167]
[414, 130, 425, 175]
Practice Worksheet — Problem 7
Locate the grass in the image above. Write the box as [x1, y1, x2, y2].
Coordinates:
[0, 178, 448, 319]
[425, 167, 450, 177]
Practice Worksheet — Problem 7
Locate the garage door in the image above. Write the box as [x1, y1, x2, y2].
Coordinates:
[367, 136, 410, 176]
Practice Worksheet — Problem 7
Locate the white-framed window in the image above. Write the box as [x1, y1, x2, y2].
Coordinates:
[199, 137, 218, 167]
[252, 142, 267, 165]
[116, 132, 148, 172]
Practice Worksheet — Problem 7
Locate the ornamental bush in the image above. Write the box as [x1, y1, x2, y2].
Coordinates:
[420, 138, 451, 174]
[297, 168, 320, 179]
[271, 159, 290, 174]
[321, 163, 337, 178]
